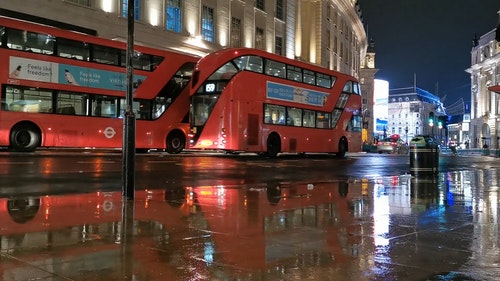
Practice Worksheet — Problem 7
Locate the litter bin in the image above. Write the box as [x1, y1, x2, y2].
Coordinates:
[409, 135, 439, 175]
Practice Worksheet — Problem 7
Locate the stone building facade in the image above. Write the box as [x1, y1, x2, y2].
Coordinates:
[1, 0, 366, 78]
[466, 26, 500, 149]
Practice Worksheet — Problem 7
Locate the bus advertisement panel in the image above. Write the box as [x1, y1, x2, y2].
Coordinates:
[0, 16, 198, 153]
[189, 48, 362, 157]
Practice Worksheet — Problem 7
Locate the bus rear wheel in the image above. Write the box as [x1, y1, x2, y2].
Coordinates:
[166, 131, 185, 154]
[266, 133, 281, 158]
[336, 138, 348, 158]
[10, 123, 41, 152]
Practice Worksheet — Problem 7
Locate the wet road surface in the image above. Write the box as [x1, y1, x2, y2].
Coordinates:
[0, 151, 499, 280]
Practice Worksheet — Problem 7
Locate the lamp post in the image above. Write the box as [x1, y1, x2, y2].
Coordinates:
[405, 126, 409, 145]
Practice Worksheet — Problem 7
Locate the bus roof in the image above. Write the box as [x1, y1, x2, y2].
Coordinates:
[196, 47, 358, 80]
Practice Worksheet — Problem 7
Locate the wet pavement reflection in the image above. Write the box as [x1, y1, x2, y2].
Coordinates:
[1, 170, 499, 280]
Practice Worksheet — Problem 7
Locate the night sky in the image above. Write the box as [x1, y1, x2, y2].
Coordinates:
[357, 0, 499, 107]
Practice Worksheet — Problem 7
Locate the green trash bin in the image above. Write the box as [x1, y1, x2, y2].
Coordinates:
[409, 135, 439, 175]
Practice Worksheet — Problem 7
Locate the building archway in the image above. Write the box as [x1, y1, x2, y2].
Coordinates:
[481, 123, 491, 147]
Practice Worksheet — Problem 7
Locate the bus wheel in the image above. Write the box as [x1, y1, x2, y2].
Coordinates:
[10, 123, 41, 152]
[166, 131, 185, 154]
[266, 133, 281, 158]
[336, 138, 348, 159]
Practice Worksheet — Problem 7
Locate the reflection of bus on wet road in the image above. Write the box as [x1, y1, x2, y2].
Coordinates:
[0, 189, 210, 280]
[0, 16, 198, 153]
[189, 48, 363, 157]
[192, 180, 366, 270]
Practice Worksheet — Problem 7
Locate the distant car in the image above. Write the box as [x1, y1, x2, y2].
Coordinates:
[377, 137, 409, 154]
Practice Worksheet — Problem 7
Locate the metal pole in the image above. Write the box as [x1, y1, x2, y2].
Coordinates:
[122, 0, 135, 200]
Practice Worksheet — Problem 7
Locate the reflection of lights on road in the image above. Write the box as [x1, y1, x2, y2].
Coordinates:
[41, 158, 54, 174]
[204, 241, 215, 264]
[44, 195, 50, 220]
[216, 185, 226, 207]
[373, 183, 390, 247]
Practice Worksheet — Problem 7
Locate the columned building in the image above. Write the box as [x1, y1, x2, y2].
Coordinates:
[359, 38, 378, 145]
[1, 0, 366, 77]
[466, 18, 500, 149]
[388, 87, 445, 144]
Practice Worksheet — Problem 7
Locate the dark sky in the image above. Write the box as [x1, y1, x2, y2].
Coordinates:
[357, 0, 499, 106]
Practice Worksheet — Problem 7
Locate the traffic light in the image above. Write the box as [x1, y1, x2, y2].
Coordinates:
[428, 112, 434, 126]
[436, 115, 447, 129]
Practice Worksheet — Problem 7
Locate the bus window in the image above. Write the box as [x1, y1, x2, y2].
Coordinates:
[331, 109, 342, 128]
[287, 107, 302, 127]
[316, 112, 331, 129]
[343, 81, 353, 93]
[57, 38, 89, 60]
[92, 96, 118, 117]
[26, 32, 54, 54]
[348, 112, 362, 132]
[4, 86, 50, 113]
[287, 66, 302, 82]
[91, 45, 120, 65]
[336, 93, 349, 108]
[0, 27, 5, 47]
[56, 91, 87, 115]
[352, 82, 361, 95]
[265, 60, 285, 78]
[5, 28, 27, 50]
[303, 110, 315, 128]
[234, 55, 263, 73]
[303, 70, 315, 85]
[209, 61, 239, 80]
[192, 95, 217, 126]
[120, 51, 155, 71]
[264, 104, 285, 124]
[316, 73, 332, 88]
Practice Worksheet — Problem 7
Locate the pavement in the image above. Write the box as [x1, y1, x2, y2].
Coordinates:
[0, 151, 499, 280]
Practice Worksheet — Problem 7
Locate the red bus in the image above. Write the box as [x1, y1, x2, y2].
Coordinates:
[189, 48, 362, 157]
[0, 16, 198, 153]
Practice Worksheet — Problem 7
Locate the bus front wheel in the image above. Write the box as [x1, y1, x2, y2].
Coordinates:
[166, 131, 185, 154]
[266, 133, 281, 158]
[10, 123, 41, 152]
[337, 138, 348, 158]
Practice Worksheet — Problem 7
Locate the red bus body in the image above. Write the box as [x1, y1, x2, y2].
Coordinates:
[189, 48, 362, 157]
[0, 16, 198, 153]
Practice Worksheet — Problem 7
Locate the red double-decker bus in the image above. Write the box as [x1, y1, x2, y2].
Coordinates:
[189, 48, 362, 157]
[0, 16, 198, 153]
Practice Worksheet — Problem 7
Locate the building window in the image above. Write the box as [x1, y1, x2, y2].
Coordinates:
[326, 29, 331, 49]
[65, 0, 91, 7]
[166, 0, 182, 33]
[255, 27, 265, 50]
[275, 36, 283, 55]
[275, 0, 284, 20]
[201, 5, 215, 42]
[122, 0, 140, 20]
[230, 17, 242, 47]
[256, 0, 265, 11]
